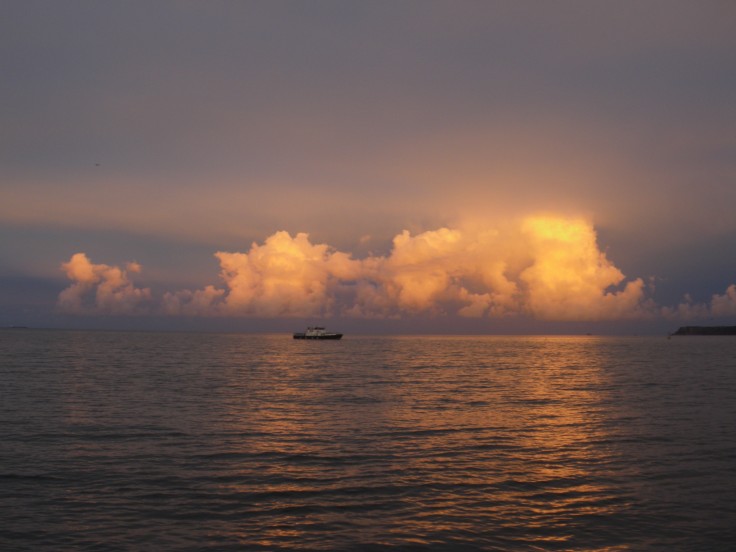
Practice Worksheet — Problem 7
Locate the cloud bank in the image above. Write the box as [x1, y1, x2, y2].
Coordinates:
[57, 216, 735, 322]
[58, 216, 696, 321]
[662, 285, 736, 321]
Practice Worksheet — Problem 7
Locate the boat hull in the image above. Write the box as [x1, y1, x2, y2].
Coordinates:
[293, 333, 343, 340]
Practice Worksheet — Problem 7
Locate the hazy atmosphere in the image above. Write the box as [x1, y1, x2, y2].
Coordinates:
[3, 1, 735, 333]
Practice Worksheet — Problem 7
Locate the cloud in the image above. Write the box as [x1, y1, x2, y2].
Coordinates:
[343, 217, 652, 320]
[519, 217, 649, 321]
[161, 285, 225, 317]
[57, 253, 151, 314]
[345, 226, 522, 319]
[711, 285, 736, 317]
[61, 216, 658, 321]
[59, 216, 733, 323]
[212, 231, 360, 317]
[663, 284, 736, 320]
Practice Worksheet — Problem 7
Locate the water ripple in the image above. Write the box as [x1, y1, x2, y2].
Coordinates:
[2, 331, 736, 550]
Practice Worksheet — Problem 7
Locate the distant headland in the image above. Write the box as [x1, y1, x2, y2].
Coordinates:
[671, 326, 736, 336]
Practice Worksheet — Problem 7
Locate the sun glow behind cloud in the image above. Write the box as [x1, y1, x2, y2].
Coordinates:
[55, 214, 735, 323]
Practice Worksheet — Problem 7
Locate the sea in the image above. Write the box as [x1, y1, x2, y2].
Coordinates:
[2, 330, 736, 551]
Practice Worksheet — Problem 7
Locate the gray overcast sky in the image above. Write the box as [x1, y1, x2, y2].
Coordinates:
[2, 1, 735, 332]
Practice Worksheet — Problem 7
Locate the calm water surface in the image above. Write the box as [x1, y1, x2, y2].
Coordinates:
[2, 330, 736, 550]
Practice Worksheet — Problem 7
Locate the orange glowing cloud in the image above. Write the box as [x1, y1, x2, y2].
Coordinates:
[58, 253, 151, 314]
[344, 226, 521, 318]
[58, 216, 732, 322]
[519, 217, 649, 321]
[344, 216, 650, 320]
[64, 217, 642, 319]
[162, 231, 360, 317]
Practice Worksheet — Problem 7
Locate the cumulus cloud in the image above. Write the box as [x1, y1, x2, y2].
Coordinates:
[161, 285, 225, 317]
[60, 216, 732, 322]
[57, 253, 151, 314]
[663, 285, 736, 320]
[344, 226, 521, 318]
[711, 285, 736, 317]
[150, 216, 656, 321]
[206, 231, 360, 317]
[519, 217, 649, 321]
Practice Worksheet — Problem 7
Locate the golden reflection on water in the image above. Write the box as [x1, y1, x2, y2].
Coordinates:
[50, 333, 627, 547]
[212, 335, 628, 548]
[491, 338, 625, 523]
[10, 331, 735, 549]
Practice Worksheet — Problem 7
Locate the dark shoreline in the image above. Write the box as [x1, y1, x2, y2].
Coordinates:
[671, 326, 736, 336]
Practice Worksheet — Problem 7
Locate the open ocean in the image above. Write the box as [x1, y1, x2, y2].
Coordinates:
[2, 329, 736, 551]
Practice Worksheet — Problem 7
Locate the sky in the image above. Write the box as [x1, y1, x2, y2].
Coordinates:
[2, 1, 735, 334]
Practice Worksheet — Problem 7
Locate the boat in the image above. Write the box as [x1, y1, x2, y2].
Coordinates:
[293, 326, 343, 340]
